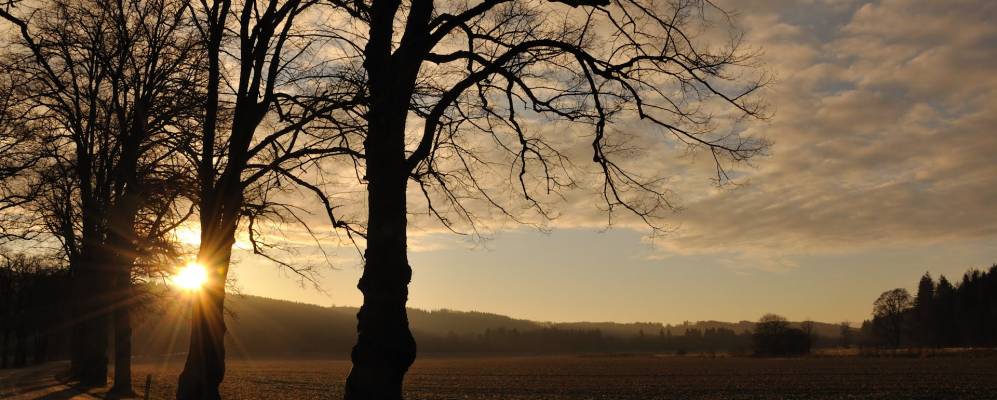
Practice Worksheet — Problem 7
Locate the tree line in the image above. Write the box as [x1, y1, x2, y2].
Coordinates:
[863, 265, 997, 349]
[5, 282, 854, 362]
[0, 0, 768, 398]
[10, 257, 987, 369]
[420, 326, 758, 355]
[0, 256, 71, 368]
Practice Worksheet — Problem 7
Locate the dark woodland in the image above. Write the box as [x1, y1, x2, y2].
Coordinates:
[4, 263, 997, 366]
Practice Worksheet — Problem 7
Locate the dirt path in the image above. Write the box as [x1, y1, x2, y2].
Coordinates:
[0, 363, 99, 400]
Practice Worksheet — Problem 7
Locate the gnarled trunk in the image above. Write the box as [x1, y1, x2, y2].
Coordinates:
[344, 85, 417, 398]
[345, 1, 427, 389]
[344, 167, 416, 399]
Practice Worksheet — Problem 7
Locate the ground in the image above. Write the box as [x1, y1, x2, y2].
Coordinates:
[3, 355, 997, 399]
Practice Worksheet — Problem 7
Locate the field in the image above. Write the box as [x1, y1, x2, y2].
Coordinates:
[4, 355, 997, 399]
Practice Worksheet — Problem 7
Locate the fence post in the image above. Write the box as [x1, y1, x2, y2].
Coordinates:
[143, 374, 152, 400]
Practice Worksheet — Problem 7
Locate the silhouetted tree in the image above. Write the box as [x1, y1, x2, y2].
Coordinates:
[0, 256, 13, 368]
[1, 0, 204, 388]
[0, 70, 43, 244]
[873, 288, 912, 348]
[1, 1, 124, 381]
[752, 314, 809, 356]
[933, 275, 958, 346]
[312, 1, 768, 396]
[954, 267, 997, 346]
[174, 1, 362, 398]
[0, 254, 71, 369]
[868, 266, 997, 349]
[912, 272, 935, 347]
[839, 322, 852, 348]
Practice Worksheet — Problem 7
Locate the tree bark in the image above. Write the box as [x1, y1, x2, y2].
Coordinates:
[109, 270, 134, 395]
[68, 283, 82, 375]
[344, 80, 418, 398]
[344, 3, 427, 394]
[107, 190, 140, 395]
[74, 248, 110, 386]
[344, 168, 416, 399]
[176, 216, 236, 400]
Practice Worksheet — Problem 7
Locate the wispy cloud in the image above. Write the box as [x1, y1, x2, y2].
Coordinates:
[639, 0, 997, 265]
[244, 0, 997, 274]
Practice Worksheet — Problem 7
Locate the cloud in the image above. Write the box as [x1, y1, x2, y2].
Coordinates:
[240, 1, 997, 273]
[645, 0, 997, 261]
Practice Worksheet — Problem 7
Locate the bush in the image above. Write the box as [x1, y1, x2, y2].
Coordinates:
[752, 314, 811, 356]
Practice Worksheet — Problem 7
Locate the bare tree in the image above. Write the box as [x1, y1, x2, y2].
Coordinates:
[99, 0, 204, 393]
[1, 1, 122, 381]
[0, 57, 44, 244]
[0, 253, 70, 369]
[873, 288, 912, 349]
[1, 0, 205, 388]
[174, 0, 362, 398]
[307, 0, 768, 397]
[756, 314, 790, 335]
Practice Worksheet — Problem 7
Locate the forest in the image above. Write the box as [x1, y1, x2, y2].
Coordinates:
[5, 262, 996, 368]
[862, 265, 997, 349]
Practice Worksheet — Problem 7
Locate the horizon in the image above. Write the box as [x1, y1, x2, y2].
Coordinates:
[227, 227, 997, 327]
[1, 0, 993, 328]
[217, 289, 868, 327]
[204, 0, 997, 327]
[2, 0, 996, 398]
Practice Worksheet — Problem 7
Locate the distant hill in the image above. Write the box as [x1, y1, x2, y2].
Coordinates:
[131, 291, 843, 359]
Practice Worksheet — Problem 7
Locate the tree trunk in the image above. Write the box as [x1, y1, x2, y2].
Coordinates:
[176, 220, 235, 400]
[14, 323, 27, 368]
[343, 3, 425, 392]
[344, 101, 417, 398]
[109, 272, 134, 395]
[345, 5, 426, 387]
[75, 249, 110, 386]
[1, 326, 9, 369]
[32, 332, 47, 365]
[344, 174, 416, 399]
[68, 257, 83, 376]
[107, 192, 140, 395]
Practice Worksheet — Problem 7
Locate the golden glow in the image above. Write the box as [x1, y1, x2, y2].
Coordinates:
[172, 262, 208, 290]
[174, 225, 201, 246]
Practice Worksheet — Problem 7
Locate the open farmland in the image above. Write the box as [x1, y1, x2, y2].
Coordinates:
[5, 355, 997, 399]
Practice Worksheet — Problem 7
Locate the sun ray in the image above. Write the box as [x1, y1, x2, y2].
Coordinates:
[172, 262, 208, 290]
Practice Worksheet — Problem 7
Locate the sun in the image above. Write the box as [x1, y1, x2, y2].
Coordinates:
[172, 262, 208, 290]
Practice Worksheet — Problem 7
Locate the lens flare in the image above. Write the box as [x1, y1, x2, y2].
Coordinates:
[172, 262, 208, 290]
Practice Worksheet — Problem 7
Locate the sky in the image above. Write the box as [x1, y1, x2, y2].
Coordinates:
[218, 0, 997, 326]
